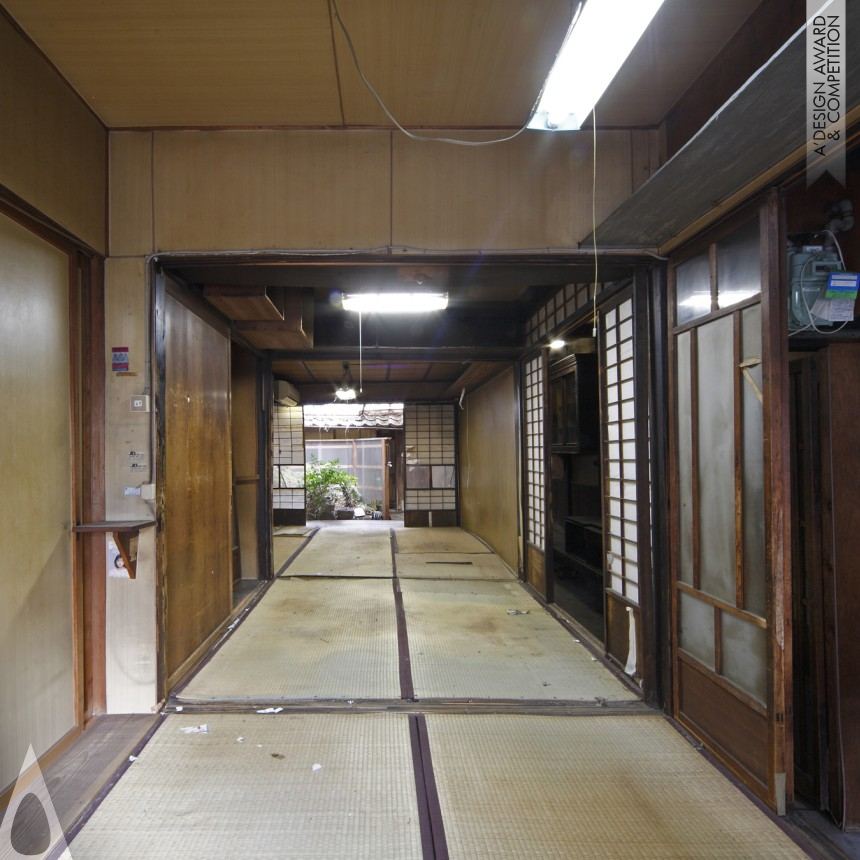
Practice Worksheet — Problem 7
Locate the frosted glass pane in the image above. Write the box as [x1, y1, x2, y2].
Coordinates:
[741, 308, 766, 615]
[627, 583, 639, 603]
[697, 316, 736, 603]
[611, 574, 624, 593]
[609, 461, 621, 479]
[610, 499, 621, 518]
[623, 461, 636, 481]
[676, 253, 711, 325]
[679, 592, 715, 669]
[741, 303, 761, 361]
[607, 423, 619, 441]
[722, 613, 766, 703]
[717, 219, 761, 309]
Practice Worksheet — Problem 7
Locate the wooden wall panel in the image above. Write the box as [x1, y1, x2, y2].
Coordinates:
[109, 132, 154, 257]
[104, 257, 152, 522]
[678, 657, 769, 791]
[392, 130, 635, 250]
[0, 14, 106, 253]
[460, 367, 519, 572]
[0, 213, 76, 792]
[163, 292, 232, 682]
[153, 130, 391, 251]
[526, 543, 546, 596]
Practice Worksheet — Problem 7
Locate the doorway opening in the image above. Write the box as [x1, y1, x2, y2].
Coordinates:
[548, 329, 603, 641]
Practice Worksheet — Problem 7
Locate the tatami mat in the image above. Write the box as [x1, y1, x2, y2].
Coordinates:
[401, 580, 633, 701]
[273, 533, 309, 572]
[69, 713, 422, 860]
[396, 552, 516, 580]
[394, 527, 491, 554]
[179, 579, 400, 701]
[425, 714, 809, 859]
[283, 528, 393, 577]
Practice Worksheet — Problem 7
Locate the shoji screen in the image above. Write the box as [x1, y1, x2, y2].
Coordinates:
[404, 403, 457, 524]
[602, 298, 641, 604]
[273, 405, 305, 521]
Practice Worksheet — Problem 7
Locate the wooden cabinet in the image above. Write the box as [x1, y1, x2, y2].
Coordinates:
[549, 353, 598, 452]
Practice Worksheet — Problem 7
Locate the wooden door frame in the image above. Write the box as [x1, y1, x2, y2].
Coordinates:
[0, 196, 102, 781]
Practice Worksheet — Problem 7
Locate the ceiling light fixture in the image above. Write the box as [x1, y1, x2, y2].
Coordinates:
[342, 292, 448, 314]
[549, 339, 566, 350]
[528, 0, 666, 131]
[335, 362, 357, 401]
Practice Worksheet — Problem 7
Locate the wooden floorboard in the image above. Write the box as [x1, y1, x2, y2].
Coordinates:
[0, 714, 159, 854]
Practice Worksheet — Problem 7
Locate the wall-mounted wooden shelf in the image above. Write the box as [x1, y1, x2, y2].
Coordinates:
[73, 520, 156, 579]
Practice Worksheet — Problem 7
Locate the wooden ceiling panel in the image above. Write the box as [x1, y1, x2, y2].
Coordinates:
[2, 0, 343, 127]
[595, 0, 759, 127]
[333, 0, 571, 128]
[3, 0, 759, 131]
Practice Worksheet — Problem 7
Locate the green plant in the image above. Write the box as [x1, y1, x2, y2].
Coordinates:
[305, 456, 363, 519]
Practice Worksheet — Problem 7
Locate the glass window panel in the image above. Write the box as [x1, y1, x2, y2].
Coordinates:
[697, 315, 737, 603]
[274, 465, 305, 488]
[432, 465, 456, 489]
[717, 219, 761, 309]
[607, 365, 618, 385]
[607, 423, 620, 441]
[609, 499, 621, 518]
[609, 516, 623, 535]
[608, 461, 621, 479]
[626, 583, 639, 604]
[676, 252, 711, 325]
[407, 465, 431, 488]
[679, 593, 715, 669]
[623, 459, 636, 479]
[612, 574, 624, 593]
[625, 524, 638, 543]
[741, 308, 766, 615]
[721, 613, 767, 703]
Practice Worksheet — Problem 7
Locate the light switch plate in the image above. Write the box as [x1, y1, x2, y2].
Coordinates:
[130, 394, 150, 413]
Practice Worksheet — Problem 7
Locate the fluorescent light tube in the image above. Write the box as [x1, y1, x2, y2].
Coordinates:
[342, 292, 448, 313]
[529, 0, 666, 131]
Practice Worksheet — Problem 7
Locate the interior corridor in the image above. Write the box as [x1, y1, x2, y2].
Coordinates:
[62, 524, 812, 858]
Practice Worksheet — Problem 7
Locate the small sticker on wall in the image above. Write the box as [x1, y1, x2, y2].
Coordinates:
[111, 346, 129, 372]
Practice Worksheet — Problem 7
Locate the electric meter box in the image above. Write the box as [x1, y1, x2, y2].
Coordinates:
[788, 247, 843, 330]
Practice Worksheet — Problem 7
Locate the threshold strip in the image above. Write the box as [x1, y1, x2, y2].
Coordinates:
[163, 698, 652, 716]
[391, 528, 416, 701]
[409, 714, 449, 860]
